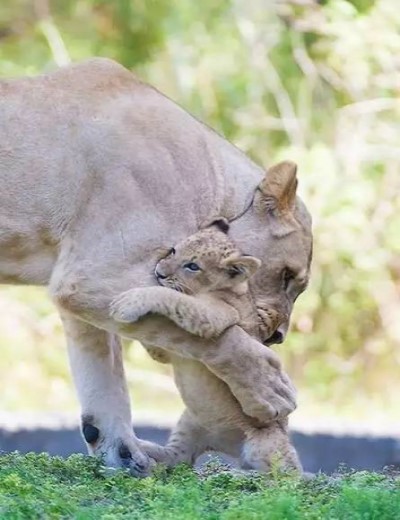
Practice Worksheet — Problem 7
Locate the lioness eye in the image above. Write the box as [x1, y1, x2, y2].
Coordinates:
[168, 247, 176, 256]
[282, 268, 295, 290]
[184, 262, 200, 272]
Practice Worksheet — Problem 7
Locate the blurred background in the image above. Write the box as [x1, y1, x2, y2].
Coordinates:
[0, 0, 399, 441]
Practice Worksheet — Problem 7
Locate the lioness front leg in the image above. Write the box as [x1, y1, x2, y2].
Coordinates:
[110, 287, 239, 339]
[61, 313, 154, 476]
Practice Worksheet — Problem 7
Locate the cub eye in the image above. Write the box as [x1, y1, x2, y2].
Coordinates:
[282, 268, 295, 290]
[168, 247, 176, 256]
[184, 262, 201, 272]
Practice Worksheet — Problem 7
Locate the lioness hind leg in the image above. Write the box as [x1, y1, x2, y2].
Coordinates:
[241, 421, 302, 473]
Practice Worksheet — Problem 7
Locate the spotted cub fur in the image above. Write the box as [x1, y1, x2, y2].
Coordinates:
[110, 221, 301, 473]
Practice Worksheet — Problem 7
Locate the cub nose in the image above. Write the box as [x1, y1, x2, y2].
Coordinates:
[155, 269, 167, 280]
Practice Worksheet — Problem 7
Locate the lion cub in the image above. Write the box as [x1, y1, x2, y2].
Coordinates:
[111, 220, 301, 473]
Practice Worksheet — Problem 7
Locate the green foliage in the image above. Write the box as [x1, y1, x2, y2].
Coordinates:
[0, 0, 399, 425]
[0, 453, 399, 519]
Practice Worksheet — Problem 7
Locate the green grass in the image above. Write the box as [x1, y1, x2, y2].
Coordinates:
[0, 453, 399, 519]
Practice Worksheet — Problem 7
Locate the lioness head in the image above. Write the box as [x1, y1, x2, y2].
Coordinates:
[155, 222, 261, 295]
[229, 161, 313, 345]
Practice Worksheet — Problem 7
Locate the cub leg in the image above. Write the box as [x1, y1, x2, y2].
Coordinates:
[110, 286, 239, 339]
[61, 312, 154, 476]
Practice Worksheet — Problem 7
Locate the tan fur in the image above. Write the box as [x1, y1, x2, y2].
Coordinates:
[111, 226, 301, 472]
[0, 59, 312, 475]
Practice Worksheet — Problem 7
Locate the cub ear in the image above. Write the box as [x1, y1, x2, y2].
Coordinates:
[210, 218, 230, 234]
[255, 161, 300, 236]
[220, 254, 261, 281]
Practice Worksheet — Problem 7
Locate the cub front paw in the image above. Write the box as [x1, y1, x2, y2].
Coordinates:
[110, 291, 149, 323]
[191, 321, 218, 339]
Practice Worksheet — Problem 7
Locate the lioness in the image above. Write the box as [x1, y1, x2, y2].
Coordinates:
[111, 221, 301, 472]
[0, 59, 312, 476]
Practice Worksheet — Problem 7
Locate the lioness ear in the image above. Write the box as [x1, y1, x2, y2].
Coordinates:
[221, 254, 261, 281]
[255, 161, 300, 237]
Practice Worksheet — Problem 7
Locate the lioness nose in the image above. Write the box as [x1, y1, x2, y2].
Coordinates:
[265, 330, 284, 344]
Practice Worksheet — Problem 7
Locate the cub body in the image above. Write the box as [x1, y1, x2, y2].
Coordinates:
[111, 223, 301, 472]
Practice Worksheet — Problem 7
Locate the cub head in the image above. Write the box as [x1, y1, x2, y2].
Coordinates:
[155, 220, 261, 295]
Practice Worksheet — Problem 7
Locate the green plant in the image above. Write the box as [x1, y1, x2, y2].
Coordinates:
[0, 453, 399, 519]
